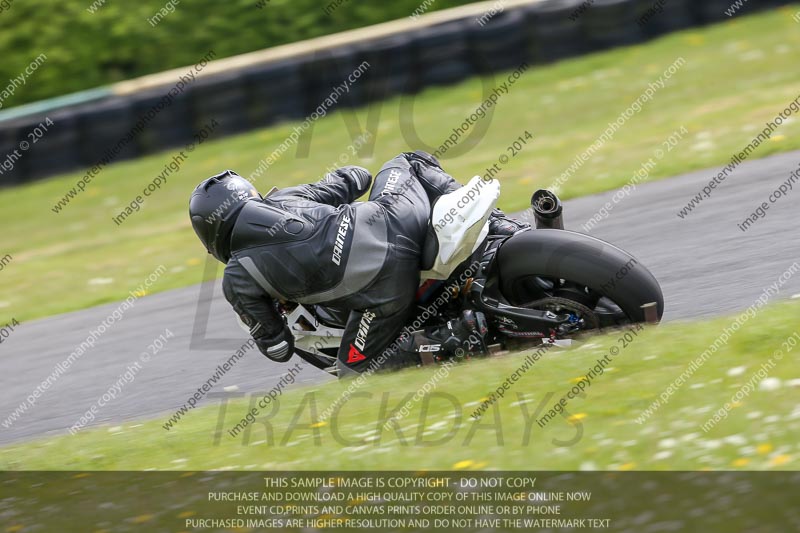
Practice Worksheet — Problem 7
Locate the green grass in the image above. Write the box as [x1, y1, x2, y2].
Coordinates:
[2, 7, 800, 325]
[2, 300, 798, 471]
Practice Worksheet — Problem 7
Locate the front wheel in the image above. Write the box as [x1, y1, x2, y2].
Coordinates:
[495, 229, 664, 328]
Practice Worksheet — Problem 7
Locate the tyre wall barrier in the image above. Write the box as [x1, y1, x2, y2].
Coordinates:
[523, 0, 590, 63]
[355, 34, 417, 102]
[77, 99, 141, 165]
[190, 73, 251, 137]
[243, 60, 305, 127]
[21, 110, 80, 179]
[469, 9, 529, 74]
[133, 87, 195, 154]
[0, 0, 794, 187]
[584, 0, 647, 50]
[637, 0, 695, 37]
[300, 47, 368, 116]
[0, 125, 24, 185]
[415, 21, 474, 88]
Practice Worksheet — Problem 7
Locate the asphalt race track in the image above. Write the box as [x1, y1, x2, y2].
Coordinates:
[2, 150, 799, 445]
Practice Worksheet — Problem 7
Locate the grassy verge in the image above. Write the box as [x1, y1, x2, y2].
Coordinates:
[2, 7, 800, 324]
[2, 300, 798, 471]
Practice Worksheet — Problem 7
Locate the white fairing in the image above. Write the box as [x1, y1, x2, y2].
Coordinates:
[421, 176, 500, 280]
[287, 304, 342, 362]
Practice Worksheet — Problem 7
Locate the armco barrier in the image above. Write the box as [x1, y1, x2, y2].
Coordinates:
[0, 0, 795, 187]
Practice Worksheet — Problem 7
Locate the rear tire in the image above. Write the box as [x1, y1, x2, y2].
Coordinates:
[496, 229, 664, 323]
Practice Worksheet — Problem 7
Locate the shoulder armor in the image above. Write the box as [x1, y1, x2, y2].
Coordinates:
[230, 200, 313, 252]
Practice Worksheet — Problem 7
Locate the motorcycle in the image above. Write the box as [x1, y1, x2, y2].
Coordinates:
[282, 178, 664, 376]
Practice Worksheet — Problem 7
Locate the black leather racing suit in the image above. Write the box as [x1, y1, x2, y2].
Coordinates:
[222, 151, 519, 373]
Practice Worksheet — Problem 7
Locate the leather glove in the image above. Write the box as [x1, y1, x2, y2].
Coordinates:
[335, 166, 372, 198]
[254, 326, 295, 363]
[489, 209, 530, 236]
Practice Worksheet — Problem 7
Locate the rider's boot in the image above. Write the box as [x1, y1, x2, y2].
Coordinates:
[396, 310, 489, 365]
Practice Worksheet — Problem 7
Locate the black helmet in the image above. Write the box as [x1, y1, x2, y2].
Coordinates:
[189, 170, 261, 262]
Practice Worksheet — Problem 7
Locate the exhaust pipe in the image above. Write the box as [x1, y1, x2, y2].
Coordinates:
[531, 189, 564, 230]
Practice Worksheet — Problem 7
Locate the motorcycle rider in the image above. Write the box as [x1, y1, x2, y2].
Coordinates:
[189, 150, 527, 375]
